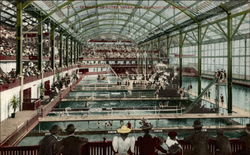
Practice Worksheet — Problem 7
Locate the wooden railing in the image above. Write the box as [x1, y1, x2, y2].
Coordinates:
[0, 114, 39, 146]
[23, 99, 41, 110]
[0, 139, 245, 155]
[0, 65, 78, 92]
[40, 75, 84, 117]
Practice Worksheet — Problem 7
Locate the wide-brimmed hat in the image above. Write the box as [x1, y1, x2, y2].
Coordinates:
[168, 131, 177, 137]
[65, 124, 76, 134]
[141, 122, 153, 130]
[117, 125, 131, 134]
[193, 120, 202, 129]
[49, 125, 61, 134]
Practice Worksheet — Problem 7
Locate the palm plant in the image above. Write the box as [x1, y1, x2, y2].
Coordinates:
[10, 95, 20, 118]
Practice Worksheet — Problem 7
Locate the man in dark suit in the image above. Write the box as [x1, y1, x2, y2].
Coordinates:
[137, 121, 167, 155]
[184, 120, 211, 155]
[212, 129, 232, 155]
[58, 124, 88, 155]
[39, 125, 61, 155]
[239, 124, 250, 155]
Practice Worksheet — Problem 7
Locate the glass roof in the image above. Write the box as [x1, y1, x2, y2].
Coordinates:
[0, 0, 248, 43]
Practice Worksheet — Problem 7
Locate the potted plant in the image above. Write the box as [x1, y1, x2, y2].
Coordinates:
[40, 83, 45, 100]
[10, 95, 20, 118]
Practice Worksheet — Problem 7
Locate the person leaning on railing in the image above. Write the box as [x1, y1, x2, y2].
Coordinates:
[112, 125, 135, 155]
[239, 123, 250, 155]
[38, 125, 62, 155]
[184, 120, 211, 155]
[56, 124, 88, 155]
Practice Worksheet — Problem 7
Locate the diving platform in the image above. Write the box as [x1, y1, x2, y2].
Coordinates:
[187, 91, 250, 116]
[61, 97, 188, 102]
[40, 113, 250, 122]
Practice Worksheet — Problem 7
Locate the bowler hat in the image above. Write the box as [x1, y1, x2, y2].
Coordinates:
[193, 120, 202, 129]
[141, 122, 153, 130]
[65, 124, 76, 134]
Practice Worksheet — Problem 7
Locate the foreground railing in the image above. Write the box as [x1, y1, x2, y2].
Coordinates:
[0, 139, 245, 155]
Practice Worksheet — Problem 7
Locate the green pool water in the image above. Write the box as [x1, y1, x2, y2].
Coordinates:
[182, 77, 250, 111]
[17, 75, 250, 146]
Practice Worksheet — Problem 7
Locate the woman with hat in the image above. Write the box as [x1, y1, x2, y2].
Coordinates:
[38, 125, 61, 155]
[137, 121, 157, 155]
[165, 131, 182, 155]
[112, 125, 135, 155]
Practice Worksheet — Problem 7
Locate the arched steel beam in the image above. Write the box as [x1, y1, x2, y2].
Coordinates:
[68, 12, 157, 32]
[58, 2, 180, 26]
[163, 0, 198, 23]
[75, 18, 150, 35]
[78, 24, 141, 40]
[82, 32, 137, 43]
[79, 28, 139, 42]
[67, 11, 159, 29]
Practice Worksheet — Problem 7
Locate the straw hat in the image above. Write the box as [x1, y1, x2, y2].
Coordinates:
[117, 125, 131, 134]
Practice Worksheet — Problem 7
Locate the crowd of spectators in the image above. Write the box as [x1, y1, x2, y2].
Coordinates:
[0, 25, 16, 56]
[82, 50, 138, 59]
[38, 120, 250, 155]
[0, 25, 59, 59]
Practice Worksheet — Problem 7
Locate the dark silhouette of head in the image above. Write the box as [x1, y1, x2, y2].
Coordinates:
[49, 125, 61, 135]
[193, 120, 203, 131]
[65, 124, 76, 135]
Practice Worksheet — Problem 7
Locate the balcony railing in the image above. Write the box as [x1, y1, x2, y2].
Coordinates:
[0, 139, 245, 155]
[23, 99, 41, 110]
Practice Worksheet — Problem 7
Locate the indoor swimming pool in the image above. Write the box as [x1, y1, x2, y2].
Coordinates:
[17, 75, 250, 146]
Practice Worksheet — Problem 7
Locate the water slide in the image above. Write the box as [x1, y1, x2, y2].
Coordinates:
[184, 78, 217, 113]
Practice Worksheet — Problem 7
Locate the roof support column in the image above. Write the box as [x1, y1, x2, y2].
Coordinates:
[50, 23, 55, 70]
[37, 17, 43, 73]
[70, 37, 73, 65]
[59, 32, 63, 68]
[74, 41, 77, 64]
[197, 24, 202, 95]
[179, 32, 183, 88]
[65, 36, 69, 67]
[227, 14, 233, 114]
[16, 1, 23, 76]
